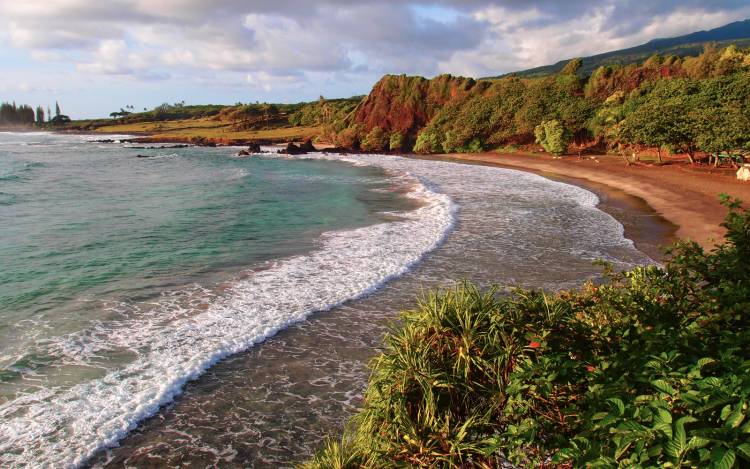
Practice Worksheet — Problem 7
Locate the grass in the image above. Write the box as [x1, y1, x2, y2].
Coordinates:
[92, 117, 320, 142]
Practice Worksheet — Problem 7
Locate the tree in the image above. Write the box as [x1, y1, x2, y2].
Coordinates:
[413, 128, 444, 153]
[35, 106, 45, 125]
[389, 132, 405, 151]
[55, 101, 61, 118]
[361, 126, 388, 152]
[534, 120, 572, 156]
[693, 104, 749, 167]
[621, 95, 696, 164]
[560, 57, 583, 75]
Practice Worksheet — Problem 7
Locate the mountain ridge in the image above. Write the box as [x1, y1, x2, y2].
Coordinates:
[484, 18, 750, 79]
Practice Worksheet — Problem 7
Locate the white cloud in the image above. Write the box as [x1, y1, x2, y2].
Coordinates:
[0, 0, 748, 116]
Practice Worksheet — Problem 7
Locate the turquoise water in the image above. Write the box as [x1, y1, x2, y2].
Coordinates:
[0, 132, 655, 468]
[0, 132, 415, 399]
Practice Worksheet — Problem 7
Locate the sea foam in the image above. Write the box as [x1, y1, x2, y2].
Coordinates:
[0, 167, 456, 468]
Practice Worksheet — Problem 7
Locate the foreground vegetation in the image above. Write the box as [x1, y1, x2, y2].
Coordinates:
[303, 197, 750, 468]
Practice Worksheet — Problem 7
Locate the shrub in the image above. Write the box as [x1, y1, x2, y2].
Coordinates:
[413, 128, 444, 154]
[388, 132, 405, 151]
[462, 138, 483, 153]
[336, 126, 361, 149]
[361, 127, 388, 152]
[534, 119, 572, 155]
[304, 197, 750, 468]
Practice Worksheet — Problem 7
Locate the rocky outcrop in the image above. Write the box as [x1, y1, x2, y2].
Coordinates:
[347, 74, 478, 142]
[300, 138, 316, 152]
[281, 142, 305, 155]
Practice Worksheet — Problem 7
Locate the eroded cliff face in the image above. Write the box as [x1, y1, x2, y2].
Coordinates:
[345, 74, 478, 145]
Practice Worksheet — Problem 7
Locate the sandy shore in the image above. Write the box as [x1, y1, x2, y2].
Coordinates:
[414, 152, 750, 250]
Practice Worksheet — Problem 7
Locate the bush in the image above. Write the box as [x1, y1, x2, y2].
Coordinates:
[535, 119, 572, 155]
[361, 127, 388, 152]
[336, 127, 361, 149]
[388, 132, 405, 151]
[413, 128, 444, 153]
[304, 197, 750, 468]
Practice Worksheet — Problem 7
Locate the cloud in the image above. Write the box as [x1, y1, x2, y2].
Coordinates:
[0, 0, 748, 116]
[441, 1, 750, 77]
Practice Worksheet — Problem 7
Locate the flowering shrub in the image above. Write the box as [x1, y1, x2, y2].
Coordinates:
[303, 197, 750, 468]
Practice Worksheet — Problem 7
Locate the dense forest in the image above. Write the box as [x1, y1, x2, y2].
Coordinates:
[0, 102, 42, 126]
[330, 45, 750, 162]
[67, 97, 363, 135]
[0, 101, 71, 127]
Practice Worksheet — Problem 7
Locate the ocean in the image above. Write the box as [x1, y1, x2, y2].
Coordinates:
[0, 132, 655, 467]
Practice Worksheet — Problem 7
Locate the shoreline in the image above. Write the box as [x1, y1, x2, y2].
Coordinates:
[402, 153, 677, 261]
[26, 128, 732, 254]
[411, 151, 750, 250]
[84, 150, 656, 468]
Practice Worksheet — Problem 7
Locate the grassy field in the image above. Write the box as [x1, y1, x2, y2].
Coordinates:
[93, 117, 320, 143]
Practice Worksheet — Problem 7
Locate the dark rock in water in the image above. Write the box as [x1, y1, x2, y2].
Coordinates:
[282, 142, 305, 155]
[300, 139, 316, 152]
[130, 144, 190, 150]
[247, 143, 262, 153]
[135, 154, 157, 158]
[237, 149, 251, 156]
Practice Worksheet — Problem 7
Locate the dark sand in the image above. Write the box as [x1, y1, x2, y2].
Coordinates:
[427, 151, 750, 249]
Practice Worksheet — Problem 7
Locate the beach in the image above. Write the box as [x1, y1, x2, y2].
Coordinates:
[424, 151, 750, 249]
[81, 151, 658, 468]
[1, 133, 723, 467]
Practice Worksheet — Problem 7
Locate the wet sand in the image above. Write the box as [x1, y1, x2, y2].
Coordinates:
[88, 155, 672, 468]
[424, 152, 750, 249]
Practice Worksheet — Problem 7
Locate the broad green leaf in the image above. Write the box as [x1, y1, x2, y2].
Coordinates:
[710, 447, 736, 469]
[697, 357, 717, 368]
[654, 408, 673, 426]
[608, 397, 625, 416]
[725, 405, 745, 429]
[687, 436, 710, 450]
[737, 443, 750, 461]
[652, 379, 676, 395]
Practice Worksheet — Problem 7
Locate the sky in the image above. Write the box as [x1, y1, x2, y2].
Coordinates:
[1, 0, 749, 118]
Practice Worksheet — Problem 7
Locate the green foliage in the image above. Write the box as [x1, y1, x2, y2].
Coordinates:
[534, 119, 572, 155]
[561, 57, 583, 75]
[329, 46, 749, 156]
[361, 127, 388, 152]
[619, 73, 750, 160]
[304, 198, 750, 468]
[413, 128, 444, 154]
[288, 97, 362, 127]
[388, 132, 405, 151]
[0, 102, 36, 126]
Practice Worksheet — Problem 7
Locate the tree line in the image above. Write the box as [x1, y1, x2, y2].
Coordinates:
[330, 45, 750, 164]
[0, 101, 70, 126]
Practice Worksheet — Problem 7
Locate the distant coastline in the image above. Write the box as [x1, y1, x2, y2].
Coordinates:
[44, 125, 743, 253]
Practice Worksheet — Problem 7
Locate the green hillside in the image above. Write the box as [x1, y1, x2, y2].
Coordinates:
[485, 19, 750, 79]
